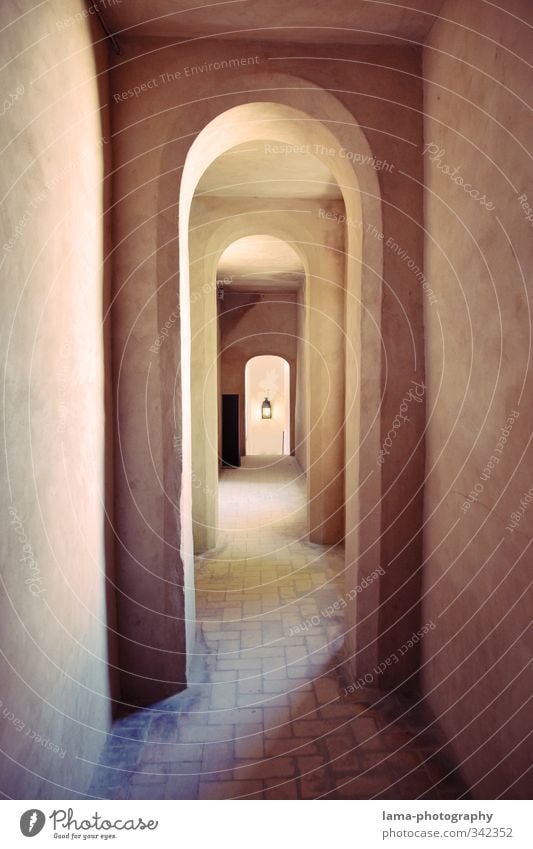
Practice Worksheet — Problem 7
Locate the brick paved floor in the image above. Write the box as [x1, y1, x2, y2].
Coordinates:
[89, 457, 468, 800]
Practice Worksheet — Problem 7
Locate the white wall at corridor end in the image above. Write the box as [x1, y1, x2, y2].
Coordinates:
[245, 355, 290, 455]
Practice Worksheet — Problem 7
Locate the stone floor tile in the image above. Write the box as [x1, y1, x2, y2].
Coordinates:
[265, 737, 321, 758]
[209, 682, 237, 710]
[237, 682, 264, 700]
[319, 702, 365, 721]
[179, 724, 234, 743]
[350, 716, 380, 744]
[90, 457, 468, 802]
[263, 722, 294, 740]
[286, 666, 313, 679]
[140, 743, 203, 764]
[198, 780, 264, 800]
[313, 676, 340, 704]
[235, 734, 264, 759]
[297, 756, 326, 776]
[234, 756, 297, 780]
[299, 769, 330, 799]
[164, 774, 200, 800]
[217, 658, 262, 671]
[201, 740, 234, 772]
[264, 778, 298, 799]
[130, 769, 170, 785]
[325, 733, 356, 761]
[262, 706, 291, 729]
[219, 640, 241, 653]
[219, 706, 263, 726]
[292, 720, 329, 738]
[128, 783, 168, 800]
[331, 774, 394, 799]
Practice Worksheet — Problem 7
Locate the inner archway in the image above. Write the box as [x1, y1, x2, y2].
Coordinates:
[216, 233, 303, 470]
[245, 355, 291, 456]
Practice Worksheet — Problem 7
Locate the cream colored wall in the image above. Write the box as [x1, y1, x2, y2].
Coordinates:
[422, 0, 533, 798]
[187, 200, 220, 552]
[295, 288, 309, 473]
[0, 1, 114, 798]
[305, 220, 346, 544]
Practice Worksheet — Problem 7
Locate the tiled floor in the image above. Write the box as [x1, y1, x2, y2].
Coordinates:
[90, 457, 468, 800]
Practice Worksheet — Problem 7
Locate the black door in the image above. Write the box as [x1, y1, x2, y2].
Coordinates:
[221, 394, 240, 467]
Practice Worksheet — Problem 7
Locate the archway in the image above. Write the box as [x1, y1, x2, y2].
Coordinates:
[245, 355, 291, 456]
[178, 91, 384, 684]
[189, 195, 347, 551]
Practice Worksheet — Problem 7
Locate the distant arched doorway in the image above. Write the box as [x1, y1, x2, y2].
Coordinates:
[245, 355, 290, 456]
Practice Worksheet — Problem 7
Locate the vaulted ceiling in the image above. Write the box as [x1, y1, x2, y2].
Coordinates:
[116, 1, 444, 292]
[217, 235, 304, 292]
[104, 0, 444, 44]
[196, 141, 341, 200]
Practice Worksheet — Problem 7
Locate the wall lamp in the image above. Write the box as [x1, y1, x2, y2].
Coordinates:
[261, 397, 272, 419]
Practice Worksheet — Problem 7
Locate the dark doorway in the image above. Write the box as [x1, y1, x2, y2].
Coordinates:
[221, 394, 240, 467]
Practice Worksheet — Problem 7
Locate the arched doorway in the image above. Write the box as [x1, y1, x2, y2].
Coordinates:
[178, 93, 384, 685]
[110, 70, 428, 707]
[245, 355, 291, 457]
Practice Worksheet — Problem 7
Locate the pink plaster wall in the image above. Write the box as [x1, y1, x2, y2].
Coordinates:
[0, 1, 114, 798]
[422, 0, 533, 798]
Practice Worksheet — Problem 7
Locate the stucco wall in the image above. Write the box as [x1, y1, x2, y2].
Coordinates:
[0, 1, 114, 798]
[422, 0, 533, 798]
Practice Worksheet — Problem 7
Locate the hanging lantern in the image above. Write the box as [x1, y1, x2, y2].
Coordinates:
[261, 397, 272, 419]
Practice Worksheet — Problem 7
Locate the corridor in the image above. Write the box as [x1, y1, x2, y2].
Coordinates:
[2, 0, 531, 806]
[90, 458, 468, 800]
